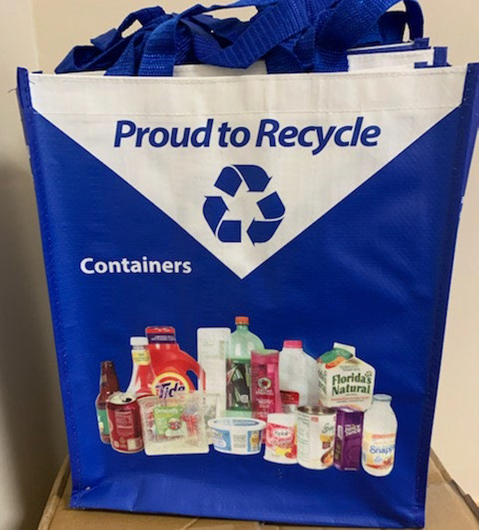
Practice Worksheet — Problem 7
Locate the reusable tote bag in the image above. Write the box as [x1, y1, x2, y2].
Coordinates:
[17, 0, 479, 527]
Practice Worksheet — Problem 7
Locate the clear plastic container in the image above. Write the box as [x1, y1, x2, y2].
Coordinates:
[139, 392, 209, 456]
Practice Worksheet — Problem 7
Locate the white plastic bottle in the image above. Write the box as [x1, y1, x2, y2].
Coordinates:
[279, 340, 319, 412]
[362, 394, 398, 477]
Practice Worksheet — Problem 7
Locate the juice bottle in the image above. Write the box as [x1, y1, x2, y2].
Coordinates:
[95, 361, 119, 444]
[251, 349, 282, 422]
[225, 316, 264, 418]
[146, 326, 204, 399]
[362, 394, 398, 476]
[126, 337, 156, 398]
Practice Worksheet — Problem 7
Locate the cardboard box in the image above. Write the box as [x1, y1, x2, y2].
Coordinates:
[39, 452, 478, 530]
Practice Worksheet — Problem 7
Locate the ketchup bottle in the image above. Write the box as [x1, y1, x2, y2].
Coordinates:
[145, 326, 205, 399]
[126, 337, 156, 398]
[95, 361, 119, 444]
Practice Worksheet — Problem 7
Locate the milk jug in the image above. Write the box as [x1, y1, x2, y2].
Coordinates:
[317, 343, 375, 411]
[279, 340, 319, 411]
[362, 394, 398, 477]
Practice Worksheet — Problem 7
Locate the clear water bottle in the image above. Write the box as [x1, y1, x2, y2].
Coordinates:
[225, 316, 264, 418]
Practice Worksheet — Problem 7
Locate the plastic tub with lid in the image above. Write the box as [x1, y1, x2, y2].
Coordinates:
[208, 418, 266, 455]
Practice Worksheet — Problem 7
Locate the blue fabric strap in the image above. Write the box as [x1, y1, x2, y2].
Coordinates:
[312, 0, 423, 71]
[56, 7, 167, 73]
[138, 0, 311, 76]
[55, 0, 423, 76]
[317, 0, 423, 51]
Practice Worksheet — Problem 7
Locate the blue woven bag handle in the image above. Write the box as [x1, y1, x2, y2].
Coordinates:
[138, 0, 423, 75]
[56, 0, 423, 76]
[312, 0, 423, 71]
[56, 7, 167, 73]
[138, 0, 313, 76]
[317, 0, 423, 50]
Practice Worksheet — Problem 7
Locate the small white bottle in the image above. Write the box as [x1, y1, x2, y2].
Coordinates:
[279, 340, 319, 412]
[362, 394, 398, 477]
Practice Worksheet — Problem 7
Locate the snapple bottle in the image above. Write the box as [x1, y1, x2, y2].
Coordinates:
[226, 317, 264, 418]
[362, 394, 398, 476]
[95, 361, 119, 444]
[146, 326, 204, 398]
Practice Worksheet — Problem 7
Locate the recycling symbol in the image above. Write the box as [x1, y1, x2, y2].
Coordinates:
[203, 165, 285, 244]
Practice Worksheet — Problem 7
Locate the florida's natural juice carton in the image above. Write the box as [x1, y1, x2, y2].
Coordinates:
[317, 343, 375, 411]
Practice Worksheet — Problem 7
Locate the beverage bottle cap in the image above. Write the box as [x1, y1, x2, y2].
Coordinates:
[373, 394, 392, 403]
[101, 360, 114, 367]
[235, 316, 249, 325]
[130, 337, 148, 347]
[283, 340, 302, 349]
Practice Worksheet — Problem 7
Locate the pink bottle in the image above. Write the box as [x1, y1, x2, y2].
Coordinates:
[251, 349, 282, 422]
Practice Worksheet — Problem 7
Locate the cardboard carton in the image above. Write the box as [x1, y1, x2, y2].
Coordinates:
[39, 453, 478, 530]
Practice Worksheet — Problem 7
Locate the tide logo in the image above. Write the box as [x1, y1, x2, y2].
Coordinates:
[153, 372, 190, 398]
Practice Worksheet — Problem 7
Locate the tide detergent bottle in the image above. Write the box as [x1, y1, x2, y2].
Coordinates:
[145, 326, 204, 398]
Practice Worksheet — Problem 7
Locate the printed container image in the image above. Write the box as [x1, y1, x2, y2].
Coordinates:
[362, 394, 398, 477]
[264, 413, 297, 464]
[297, 406, 336, 470]
[139, 393, 209, 456]
[334, 407, 364, 471]
[107, 392, 143, 454]
[317, 345, 376, 411]
[208, 418, 266, 455]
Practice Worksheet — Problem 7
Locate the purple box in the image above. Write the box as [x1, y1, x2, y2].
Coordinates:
[334, 408, 364, 471]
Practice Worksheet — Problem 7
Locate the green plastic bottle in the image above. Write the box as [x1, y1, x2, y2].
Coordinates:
[225, 316, 264, 417]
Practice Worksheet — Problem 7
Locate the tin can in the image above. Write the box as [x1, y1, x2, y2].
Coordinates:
[334, 407, 364, 471]
[107, 392, 143, 454]
[297, 405, 336, 470]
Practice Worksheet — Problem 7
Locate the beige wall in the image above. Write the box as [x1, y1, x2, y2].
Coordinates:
[0, 2, 67, 530]
[1, 1, 478, 527]
[421, 3, 479, 502]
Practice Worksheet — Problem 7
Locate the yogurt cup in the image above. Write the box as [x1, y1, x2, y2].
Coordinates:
[208, 418, 266, 455]
[264, 413, 297, 464]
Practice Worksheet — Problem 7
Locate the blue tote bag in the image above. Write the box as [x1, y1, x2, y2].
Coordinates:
[17, 0, 479, 527]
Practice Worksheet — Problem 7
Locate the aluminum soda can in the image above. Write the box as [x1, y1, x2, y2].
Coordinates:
[107, 392, 144, 454]
[334, 407, 364, 471]
[297, 405, 336, 470]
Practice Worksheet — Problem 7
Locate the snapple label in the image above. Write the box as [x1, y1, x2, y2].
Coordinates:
[317, 344, 375, 410]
